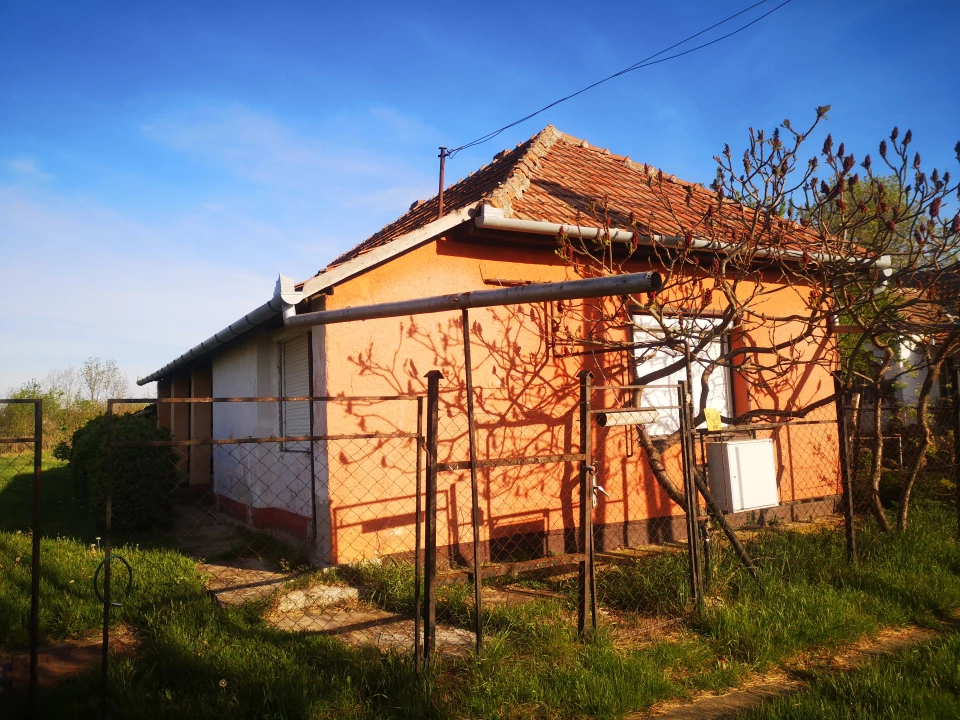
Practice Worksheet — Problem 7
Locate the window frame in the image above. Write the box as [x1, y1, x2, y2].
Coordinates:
[631, 312, 734, 435]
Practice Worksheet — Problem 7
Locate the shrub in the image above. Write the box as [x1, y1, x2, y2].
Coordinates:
[52, 440, 72, 462]
[70, 414, 178, 532]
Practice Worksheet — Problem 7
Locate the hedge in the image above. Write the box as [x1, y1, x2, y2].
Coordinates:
[70, 414, 178, 533]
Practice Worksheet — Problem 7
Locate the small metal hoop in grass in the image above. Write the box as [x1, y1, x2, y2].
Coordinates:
[93, 555, 134, 608]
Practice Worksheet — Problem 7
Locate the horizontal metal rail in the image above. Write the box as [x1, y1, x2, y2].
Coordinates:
[109, 432, 418, 447]
[286, 271, 662, 328]
[109, 395, 422, 404]
[0, 437, 37, 444]
[699, 419, 837, 433]
[438, 453, 584, 473]
[589, 406, 681, 413]
[436, 553, 586, 584]
[592, 383, 683, 390]
[0, 399, 43, 404]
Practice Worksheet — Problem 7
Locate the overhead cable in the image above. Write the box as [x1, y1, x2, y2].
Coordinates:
[447, 0, 794, 159]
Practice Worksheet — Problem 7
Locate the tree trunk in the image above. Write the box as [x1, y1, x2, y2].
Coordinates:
[866, 393, 892, 532]
[635, 425, 686, 508]
[897, 366, 936, 531]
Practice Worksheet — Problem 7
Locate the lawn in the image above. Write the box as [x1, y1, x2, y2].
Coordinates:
[739, 631, 960, 719]
[1, 455, 959, 719]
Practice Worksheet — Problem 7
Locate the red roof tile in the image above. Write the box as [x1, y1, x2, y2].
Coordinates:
[320, 125, 822, 274]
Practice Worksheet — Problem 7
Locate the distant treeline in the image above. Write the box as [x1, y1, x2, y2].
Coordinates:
[0, 358, 150, 452]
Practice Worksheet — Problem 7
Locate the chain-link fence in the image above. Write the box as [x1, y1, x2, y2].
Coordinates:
[427, 378, 707, 648]
[434, 380, 585, 648]
[97, 395, 426, 699]
[589, 382, 696, 634]
[689, 401, 848, 592]
[845, 394, 960, 555]
[698, 403, 845, 528]
[0, 399, 42, 716]
[83, 375, 960, 711]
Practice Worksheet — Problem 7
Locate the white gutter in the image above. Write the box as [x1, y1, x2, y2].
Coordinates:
[475, 204, 892, 270]
[137, 275, 303, 386]
[138, 208, 476, 387]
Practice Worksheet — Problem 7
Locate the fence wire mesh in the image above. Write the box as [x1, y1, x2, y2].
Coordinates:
[846, 397, 960, 555]
[0, 399, 41, 711]
[435, 385, 583, 647]
[85, 379, 960, 697]
[590, 383, 694, 627]
[687, 403, 850, 603]
[100, 396, 425, 668]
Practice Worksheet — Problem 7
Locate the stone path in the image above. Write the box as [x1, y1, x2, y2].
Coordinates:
[169, 505, 477, 655]
[269, 606, 475, 654]
[198, 559, 292, 606]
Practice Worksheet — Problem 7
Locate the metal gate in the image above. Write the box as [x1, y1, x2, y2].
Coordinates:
[98, 394, 425, 713]
[0, 399, 42, 717]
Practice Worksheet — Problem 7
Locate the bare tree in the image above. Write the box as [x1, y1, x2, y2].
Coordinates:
[79, 357, 129, 405]
[554, 108, 960, 530]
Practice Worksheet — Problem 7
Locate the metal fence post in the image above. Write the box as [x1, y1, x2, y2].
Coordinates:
[460, 308, 483, 657]
[834, 375, 858, 564]
[100, 401, 115, 719]
[577, 370, 595, 639]
[678, 381, 703, 606]
[422, 371, 442, 669]
[28, 399, 42, 719]
[954, 367, 960, 540]
[414, 396, 424, 672]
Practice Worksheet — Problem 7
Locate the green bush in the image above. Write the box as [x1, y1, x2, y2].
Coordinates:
[52, 440, 72, 461]
[70, 414, 178, 532]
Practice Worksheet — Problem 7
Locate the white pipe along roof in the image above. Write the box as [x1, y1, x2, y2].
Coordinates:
[475, 204, 892, 270]
[139, 202, 890, 386]
[136, 276, 302, 386]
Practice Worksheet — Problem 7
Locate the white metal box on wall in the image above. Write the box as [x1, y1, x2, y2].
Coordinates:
[706, 439, 780, 514]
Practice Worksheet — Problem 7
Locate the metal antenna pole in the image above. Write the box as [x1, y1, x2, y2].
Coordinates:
[438, 147, 447, 219]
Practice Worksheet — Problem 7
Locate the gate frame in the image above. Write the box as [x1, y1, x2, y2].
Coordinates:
[0, 398, 42, 718]
[100, 393, 426, 711]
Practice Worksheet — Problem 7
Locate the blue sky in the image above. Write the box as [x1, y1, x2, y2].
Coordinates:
[1, 0, 958, 393]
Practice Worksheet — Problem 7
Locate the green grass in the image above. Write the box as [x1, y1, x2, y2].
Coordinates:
[738, 631, 960, 719]
[0, 456, 103, 646]
[2, 455, 960, 719]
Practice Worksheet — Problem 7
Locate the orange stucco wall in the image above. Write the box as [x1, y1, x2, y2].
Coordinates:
[317, 231, 840, 564]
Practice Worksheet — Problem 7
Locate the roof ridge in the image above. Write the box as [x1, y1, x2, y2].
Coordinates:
[486, 125, 565, 218]
[324, 126, 568, 268]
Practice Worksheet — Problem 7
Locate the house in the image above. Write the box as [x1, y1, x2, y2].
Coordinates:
[140, 126, 843, 567]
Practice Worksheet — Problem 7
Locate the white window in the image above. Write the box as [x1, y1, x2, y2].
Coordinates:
[632, 314, 732, 435]
[280, 334, 310, 452]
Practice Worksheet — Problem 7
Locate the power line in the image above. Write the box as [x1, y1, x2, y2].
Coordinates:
[446, 0, 794, 159]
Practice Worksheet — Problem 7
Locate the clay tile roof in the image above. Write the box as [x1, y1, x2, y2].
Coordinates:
[320, 125, 821, 274]
[899, 265, 960, 329]
[325, 126, 564, 267]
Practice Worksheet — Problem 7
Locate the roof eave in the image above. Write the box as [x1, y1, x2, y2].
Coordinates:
[137, 208, 476, 386]
[299, 205, 476, 300]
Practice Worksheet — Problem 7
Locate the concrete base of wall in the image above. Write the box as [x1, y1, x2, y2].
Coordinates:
[726, 494, 842, 526]
[196, 493, 843, 569]
[215, 494, 312, 539]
